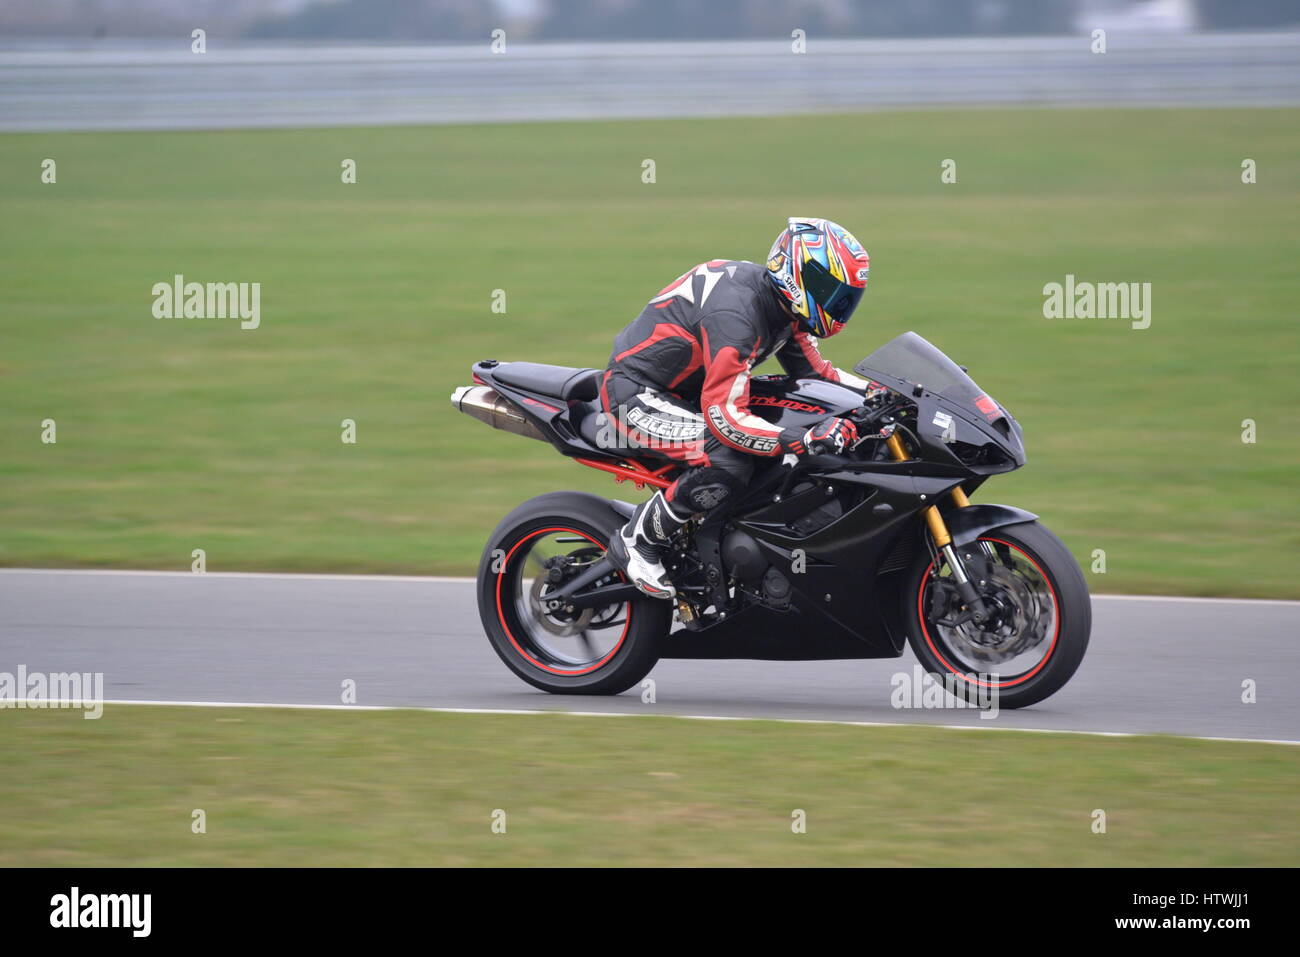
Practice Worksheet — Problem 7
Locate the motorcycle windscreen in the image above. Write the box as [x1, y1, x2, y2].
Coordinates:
[853, 331, 983, 401]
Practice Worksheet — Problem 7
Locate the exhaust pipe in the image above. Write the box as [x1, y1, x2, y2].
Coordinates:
[451, 385, 549, 443]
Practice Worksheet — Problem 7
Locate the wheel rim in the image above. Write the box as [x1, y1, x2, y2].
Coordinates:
[916, 536, 1060, 688]
[494, 526, 632, 676]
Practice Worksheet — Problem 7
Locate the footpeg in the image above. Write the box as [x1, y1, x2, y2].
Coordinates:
[676, 598, 701, 629]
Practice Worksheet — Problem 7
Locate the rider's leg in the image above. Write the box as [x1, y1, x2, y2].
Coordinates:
[664, 444, 754, 515]
[599, 374, 726, 599]
[601, 377, 754, 599]
[610, 449, 753, 600]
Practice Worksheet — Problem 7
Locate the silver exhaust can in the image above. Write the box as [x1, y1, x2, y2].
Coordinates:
[450, 385, 549, 443]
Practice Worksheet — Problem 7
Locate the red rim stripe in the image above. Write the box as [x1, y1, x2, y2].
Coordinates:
[495, 526, 632, 676]
[915, 537, 1060, 689]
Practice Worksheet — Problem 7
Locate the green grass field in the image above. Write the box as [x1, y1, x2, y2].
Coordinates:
[1, 109, 1297, 595]
[2, 706, 1295, 867]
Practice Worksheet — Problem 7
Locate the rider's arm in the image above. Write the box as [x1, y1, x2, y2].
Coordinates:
[699, 311, 802, 456]
[776, 329, 877, 391]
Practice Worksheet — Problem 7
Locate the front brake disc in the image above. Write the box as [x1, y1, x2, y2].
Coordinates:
[939, 563, 1049, 665]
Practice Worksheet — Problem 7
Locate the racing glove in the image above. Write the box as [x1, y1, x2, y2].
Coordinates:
[793, 416, 859, 457]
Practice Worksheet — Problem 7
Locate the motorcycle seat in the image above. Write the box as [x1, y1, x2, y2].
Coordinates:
[573, 400, 609, 448]
[492, 362, 601, 402]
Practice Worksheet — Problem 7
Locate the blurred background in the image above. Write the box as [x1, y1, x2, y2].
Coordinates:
[4, 0, 1300, 129]
[1, 0, 1297, 597]
[4, 0, 1299, 41]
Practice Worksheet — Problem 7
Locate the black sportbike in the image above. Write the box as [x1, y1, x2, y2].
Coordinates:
[452, 332, 1089, 709]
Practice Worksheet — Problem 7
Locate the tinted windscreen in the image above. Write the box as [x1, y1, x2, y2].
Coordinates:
[853, 332, 982, 400]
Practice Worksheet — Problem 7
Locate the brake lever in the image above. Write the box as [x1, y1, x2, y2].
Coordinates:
[849, 421, 896, 452]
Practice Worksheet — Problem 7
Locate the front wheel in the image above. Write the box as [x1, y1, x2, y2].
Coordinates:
[902, 520, 1090, 709]
[477, 492, 671, 695]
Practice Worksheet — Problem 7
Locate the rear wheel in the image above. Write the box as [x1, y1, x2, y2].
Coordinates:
[477, 492, 670, 695]
[902, 521, 1090, 709]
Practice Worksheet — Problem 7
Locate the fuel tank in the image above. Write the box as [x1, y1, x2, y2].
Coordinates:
[745, 377, 864, 431]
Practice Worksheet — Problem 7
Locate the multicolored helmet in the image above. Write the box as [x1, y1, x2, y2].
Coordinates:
[765, 217, 870, 338]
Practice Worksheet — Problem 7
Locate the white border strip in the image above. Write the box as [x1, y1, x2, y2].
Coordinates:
[0, 568, 1297, 606]
[10, 698, 1296, 747]
[0, 568, 475, 584]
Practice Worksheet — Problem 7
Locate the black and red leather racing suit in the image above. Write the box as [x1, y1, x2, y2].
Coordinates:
[601, 259, 873, 514]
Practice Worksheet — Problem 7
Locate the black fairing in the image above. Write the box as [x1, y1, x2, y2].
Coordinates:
[854, 332, 1026, 475]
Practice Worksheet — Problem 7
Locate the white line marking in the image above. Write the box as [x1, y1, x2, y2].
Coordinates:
[0, 568, 475, 584]
[9, 698, 1296, 747]
[1088, 594, 1300, 607]
[0, 568, 1296, 606]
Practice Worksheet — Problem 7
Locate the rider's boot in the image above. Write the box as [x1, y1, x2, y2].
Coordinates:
[607, 489, 689, 600]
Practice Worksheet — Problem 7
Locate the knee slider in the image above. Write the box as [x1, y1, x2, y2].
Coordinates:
[675, 467, 745, 514]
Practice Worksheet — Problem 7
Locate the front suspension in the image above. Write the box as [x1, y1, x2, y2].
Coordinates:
[884, 431, 991, 624]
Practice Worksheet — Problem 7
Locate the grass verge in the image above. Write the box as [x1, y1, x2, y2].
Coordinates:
[2, 705, 1295, 866]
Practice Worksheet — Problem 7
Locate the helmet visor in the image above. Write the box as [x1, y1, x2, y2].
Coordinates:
[801, 258, 864, 324]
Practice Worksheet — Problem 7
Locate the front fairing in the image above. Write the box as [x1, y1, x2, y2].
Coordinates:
[900, 388, 1025, 474]
[854, 332, 1025, 474]
[745, 333, 1023, 475]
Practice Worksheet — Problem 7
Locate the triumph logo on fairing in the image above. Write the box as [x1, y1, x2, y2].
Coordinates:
[707, 405, 779, 453]
[749, 396, 826, 414]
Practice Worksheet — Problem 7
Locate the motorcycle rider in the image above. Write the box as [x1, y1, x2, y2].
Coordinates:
[605, 217, 876, 599]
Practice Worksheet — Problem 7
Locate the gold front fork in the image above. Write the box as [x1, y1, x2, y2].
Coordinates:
[884, 431, 968, 549]
[888, 429, 987, 620]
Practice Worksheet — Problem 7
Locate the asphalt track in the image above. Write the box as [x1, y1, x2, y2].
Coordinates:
[1, 569, 1296, 742]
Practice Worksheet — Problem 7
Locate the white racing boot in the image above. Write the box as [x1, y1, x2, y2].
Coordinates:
[607, 490, 689, 600]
